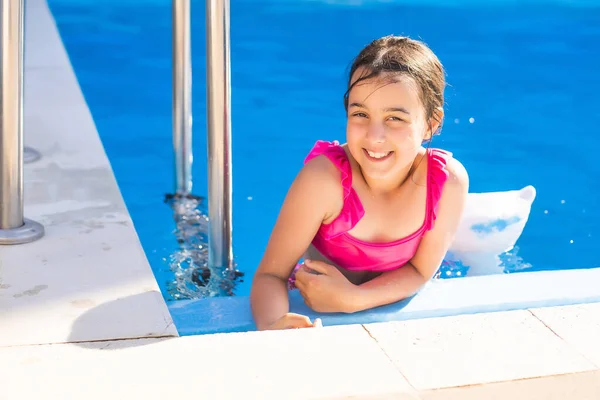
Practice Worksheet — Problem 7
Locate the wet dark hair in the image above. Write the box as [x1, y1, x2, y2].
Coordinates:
[344, 35, 446, 138]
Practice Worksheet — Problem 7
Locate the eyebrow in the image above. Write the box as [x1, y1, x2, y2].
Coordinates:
[348, 102, 410, 115]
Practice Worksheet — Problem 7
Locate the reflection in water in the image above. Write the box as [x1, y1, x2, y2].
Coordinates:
[164, 194, 243, 299]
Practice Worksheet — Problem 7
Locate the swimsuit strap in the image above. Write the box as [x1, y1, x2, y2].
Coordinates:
[304, 140, 365, 239]
[425, 148, 452, 231]
[304, 141, 452, 237]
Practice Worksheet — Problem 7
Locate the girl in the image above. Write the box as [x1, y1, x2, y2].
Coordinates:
[250, 35, 469, 330]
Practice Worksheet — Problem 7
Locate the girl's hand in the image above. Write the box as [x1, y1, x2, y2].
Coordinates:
[295, 259, 359, 313]
[265, 313, 323, 330]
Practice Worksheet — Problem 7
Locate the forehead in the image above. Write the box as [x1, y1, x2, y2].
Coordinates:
[348, 69, 420, 106]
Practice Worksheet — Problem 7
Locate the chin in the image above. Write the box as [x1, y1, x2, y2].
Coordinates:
[356, 160, 394, 180]
[361, 168, 394, 181]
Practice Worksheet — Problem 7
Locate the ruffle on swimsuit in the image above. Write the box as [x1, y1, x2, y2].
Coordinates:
[305, 140, 451, 272]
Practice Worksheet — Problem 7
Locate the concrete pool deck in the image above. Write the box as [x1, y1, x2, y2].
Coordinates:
[1, 0, 599, 398]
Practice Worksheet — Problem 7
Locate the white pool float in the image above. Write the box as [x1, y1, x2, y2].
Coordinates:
[447, 185, 537, 276]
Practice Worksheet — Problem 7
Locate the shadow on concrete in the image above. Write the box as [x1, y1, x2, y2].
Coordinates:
[68, 291, 178, 350]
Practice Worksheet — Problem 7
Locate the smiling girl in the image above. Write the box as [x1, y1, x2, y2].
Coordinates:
[250, 35, 469, 330]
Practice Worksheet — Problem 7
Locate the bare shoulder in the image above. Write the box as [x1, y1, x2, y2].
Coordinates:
[296, 154, 344, 219]
[299, 154, 343, 189]
[444, 155, 469, 191]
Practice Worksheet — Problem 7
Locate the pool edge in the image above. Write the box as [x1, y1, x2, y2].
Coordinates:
[168, 267, 600, 335]
[0, 0, 179, 348]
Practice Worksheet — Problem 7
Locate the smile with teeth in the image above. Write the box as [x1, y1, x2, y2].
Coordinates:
[364, 149, 393, 160]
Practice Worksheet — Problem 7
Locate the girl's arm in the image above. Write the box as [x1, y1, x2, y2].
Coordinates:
[346, 158, 469, 313]
[250, 155, 341, 330]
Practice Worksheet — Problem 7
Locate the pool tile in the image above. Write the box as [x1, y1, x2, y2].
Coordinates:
[0, 326, 417, 400]
[530, 302, 600, 367]
[363, 310, 595, 390]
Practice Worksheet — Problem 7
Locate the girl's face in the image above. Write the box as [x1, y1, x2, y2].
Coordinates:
[345, 71, 440, 185]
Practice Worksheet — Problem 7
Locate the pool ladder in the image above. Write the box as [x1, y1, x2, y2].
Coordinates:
[0, 0, 234, 273]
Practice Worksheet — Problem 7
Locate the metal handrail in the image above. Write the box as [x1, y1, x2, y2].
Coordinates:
[172, 0, 193, 195]
[205, 0, 233, 271]
[1, 0, 232, 262]
[0, 0, 44, 245]
[173, 0, 233, 271]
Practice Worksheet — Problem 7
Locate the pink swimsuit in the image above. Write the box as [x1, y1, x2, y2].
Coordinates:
[289, 140, 451, 288]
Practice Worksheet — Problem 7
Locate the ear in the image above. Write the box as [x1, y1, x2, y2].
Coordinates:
[424, 107, 444, 140]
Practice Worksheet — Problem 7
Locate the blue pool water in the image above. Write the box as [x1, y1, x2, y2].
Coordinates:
[49, 0, 600, 302]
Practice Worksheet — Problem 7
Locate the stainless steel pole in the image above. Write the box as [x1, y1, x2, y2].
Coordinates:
[206, 0, 233, 270]
[0, 0, 44, 245]
[172, 0, 193, 195]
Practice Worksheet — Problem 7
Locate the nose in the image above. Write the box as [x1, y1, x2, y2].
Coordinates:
[366, 121, 385, 143]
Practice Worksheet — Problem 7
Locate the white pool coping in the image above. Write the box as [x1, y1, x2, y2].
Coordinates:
[0, 0, 177, 347]
[1, 1, 599, 399]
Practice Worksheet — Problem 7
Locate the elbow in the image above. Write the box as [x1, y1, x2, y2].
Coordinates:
[409, 262, 433, 293]
[250, 272, 278, 301]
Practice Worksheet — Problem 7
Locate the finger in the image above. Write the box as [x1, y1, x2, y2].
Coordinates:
[297, 288, 307, 300]
[298, 290, 313, 309]
[294, 274, 307, 291]
[286, 313, 314, 329]
[294, 268, 314, 288]
[303, 259, 330, 275]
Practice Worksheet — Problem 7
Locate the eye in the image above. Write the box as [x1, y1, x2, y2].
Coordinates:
[351, 112, 368, 118]
[387, 116, 405, 122]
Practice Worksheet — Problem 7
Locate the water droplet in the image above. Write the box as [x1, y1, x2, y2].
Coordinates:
[561, 199, 566, 204]
[454, 118, 460, 124]
[456, 271, 462, 276]
[445, 270, 451, 276]
[570, 240, 574, 244]
[469, 117, 475, 123]
[247, 196, 253, 200]
[544, 210, 549, 214]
